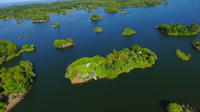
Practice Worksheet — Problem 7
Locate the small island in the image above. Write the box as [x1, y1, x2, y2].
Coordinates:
[122, 28, 136, 37]
[0, 40, 35, 65]
[156, 24, 200, 36]
[52, 22, 61, 28]
[166, 103, 192, 112]
[94, 27, 103, 33]
[16, 19, 23, 24]
[175, 49, 192, 61]
[54, 38, 74, 48]
[90, 14, 103, 21]
[192, 40, 200, 51]
[0, 61, 36, 112]
[65, 45, 157, 84]
[119, 10, 127, 14]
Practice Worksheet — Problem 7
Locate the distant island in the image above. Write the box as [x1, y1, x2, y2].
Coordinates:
[90, 14, 103, 21]
[0, 40, 35, 65]
[0, 0, 163, 22]
[52, 22, 61, 28]
[119, 10, 127, 14]
[54, 38, 74, 48]
[0, 61, 36, 112]
[94, 27, 103, 33]
[193, 40, 200, 51]
[156, 24, 200, 36]
[122, 28, 136, 37]
[16, 19, 23, 24]
[175, 49, 192, 61]
[65, 45, 157, 84]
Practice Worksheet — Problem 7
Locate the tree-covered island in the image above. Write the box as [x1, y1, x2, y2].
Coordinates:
[119, 10, 127, 14]
[192, 40, 200, 51]
[122, 28, 136, 37]
[0, 40, 35, 65]
[0, 61, 36, 112]
[90, 14, 103, 21]
[156, 24, 200, 36]
[16, 20, 23, 24]
[51, 22, 61, 28]
[65, 45, 157, 84]
[166, 103, 192, 112]
[54, 38, 74, 48]
[0, 0, 163, 22]
[94, 27, 103, 33]
[175, 49, 192, 61]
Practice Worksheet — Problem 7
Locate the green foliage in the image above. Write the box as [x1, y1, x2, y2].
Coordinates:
[122, 28, 136, 37]
[94, 27, 103, 33]
[52, 22, 61, 28]
[0, 0, 163, 22]
[0, 61, 36, 93]
[167, 103, 192, 112]
[104, 6, 118, 13]
[193, 40, 200, 51]
[156, 24, 200, 36]
[0, 40, 18, 57]
[0, 40, 35, 65]
[16, 19, 23, 24]
[164, 2, 169, 6]
[175, 49, 192, 61]
[19, 44, 35, 53]
[66, 45, 157, 82]
[54, 38, 74, 48]
[0, 102, 6, 112]
[90, 14, 103, 21]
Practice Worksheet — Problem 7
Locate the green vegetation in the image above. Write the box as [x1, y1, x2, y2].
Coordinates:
[0, 61, 36, 111]
[0, 40, 35, 65]
[52, 22, 61, 28]
[167, 103, 192, 112]
[94, 27, 103, 33]
[192, 40, 200, 51]
[90, 14, 103, 21]
[65, 45, 157, 84]
[16, 19, 23, 24]
[175, 49, 192, 61]
[104, 7, 118, 13]
[119, 10, 127, 14]
[156, 24, 200, 36]
[54, 38, 74, 48]
[0, 0, 163, 22]
[164, 2, 169, 6]
[122, 28, 136, 37]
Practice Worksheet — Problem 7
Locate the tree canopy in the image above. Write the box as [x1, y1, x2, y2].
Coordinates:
[122, 28, 136, 37]
[54, 38, 74, 48]
[156, 24, 200, 36]
[0, 0, 163, 22]
[175, 49, 192, 61]
[65, 45, 157, 84]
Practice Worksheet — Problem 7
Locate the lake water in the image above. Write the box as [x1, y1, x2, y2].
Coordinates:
[0, 0, 200, 112]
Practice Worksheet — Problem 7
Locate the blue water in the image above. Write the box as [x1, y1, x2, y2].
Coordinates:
[0, 0, 200, 112]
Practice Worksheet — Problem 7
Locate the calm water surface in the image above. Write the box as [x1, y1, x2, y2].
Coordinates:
[0, 0, 200, 112]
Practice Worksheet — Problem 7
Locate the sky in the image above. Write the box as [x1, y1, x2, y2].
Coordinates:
[0, 0, 66, 4]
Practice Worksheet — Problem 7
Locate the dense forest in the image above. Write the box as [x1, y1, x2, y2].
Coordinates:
[0, 40, 35, 65]
[0, 61, 36, 112]
[166, 103, 192, 112]
[0, 0, 163, 22]
[65, 45, 157, 84]
[122, 28, 136, 37]
[156, 24, 200, 36]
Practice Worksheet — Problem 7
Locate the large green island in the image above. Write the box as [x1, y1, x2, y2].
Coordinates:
[0, 61, 36, 112]
[65, 45, 157, 84]
[0, 0, 163, 22]
[156, 24, 200, 36]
